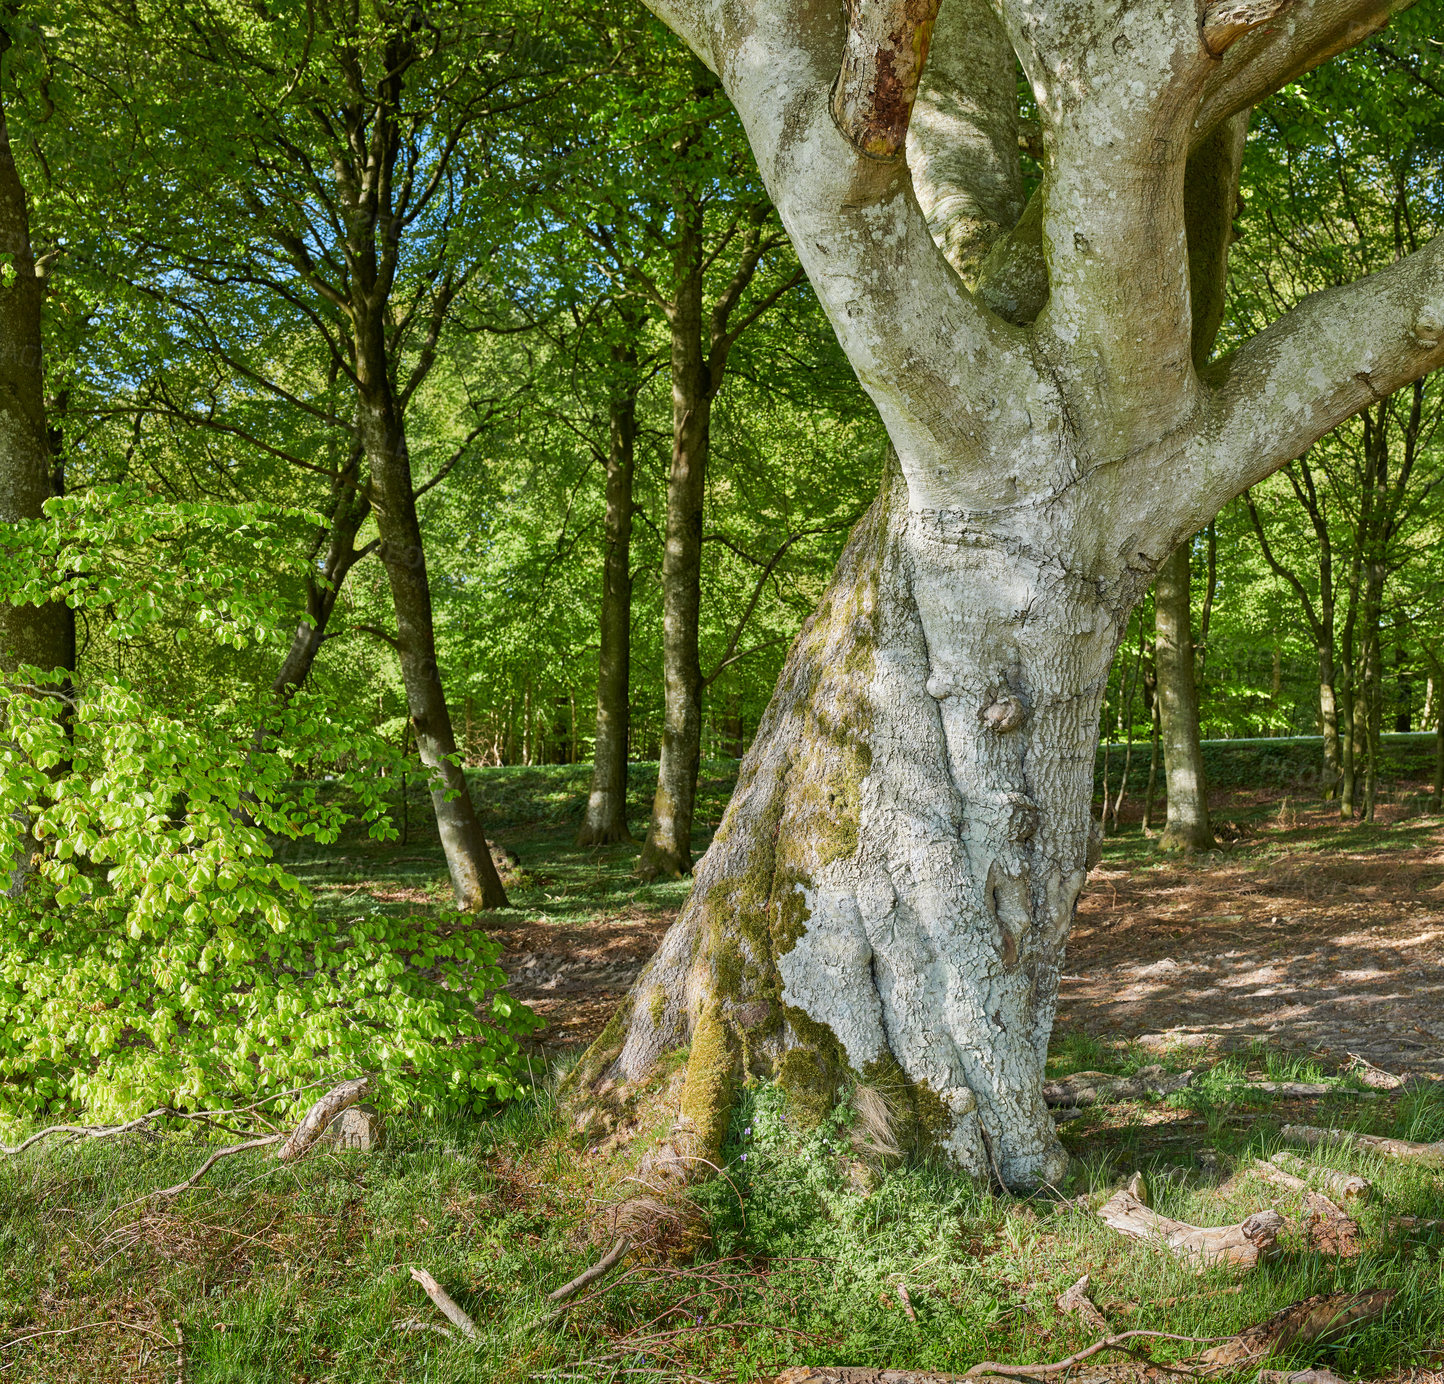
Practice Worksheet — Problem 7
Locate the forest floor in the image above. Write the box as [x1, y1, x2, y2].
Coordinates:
[2, 764, 1442, 1384]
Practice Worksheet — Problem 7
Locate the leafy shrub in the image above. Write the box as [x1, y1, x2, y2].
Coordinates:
[0, 487, 536, 1122]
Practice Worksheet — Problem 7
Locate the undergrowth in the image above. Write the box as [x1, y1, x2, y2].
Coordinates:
[1, 1074, 1441, 1382]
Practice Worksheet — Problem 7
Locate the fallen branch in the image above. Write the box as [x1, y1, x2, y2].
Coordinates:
[1042, 1067, 1194, 1109]
[1194, 1290, 1394, 1368]
[1243, 1082, 1373, 1099]
[150, 1076, 371, 1200]
[965, 1328, 1231, 1378]
[1096, 1189, 1283, 1268]
[546, 1237, 630, 1304]
[409, 1267, 479, 1341]
[1056, 1274, 1109, 1332]
[278, 1078, 370, 1162]
[1282, 1123, 1444, 1168]
[1347, 1053, 1408, 1090]
[1269, 1152, 1371, 1204]
[151, 1133, 286, 1200]
[0, 1110, 166, 1157]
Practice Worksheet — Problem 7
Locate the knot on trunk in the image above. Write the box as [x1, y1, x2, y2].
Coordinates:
[1003, 792, 1038, 842]
[979, 694, 1026, 732]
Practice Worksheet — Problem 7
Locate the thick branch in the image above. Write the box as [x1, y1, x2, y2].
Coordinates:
[1194, 233, 1444, 523]
[906, 0, 1023, 285]
[832, 0, 942, 161]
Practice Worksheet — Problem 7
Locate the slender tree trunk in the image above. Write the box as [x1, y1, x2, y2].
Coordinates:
[1361, 561, 1384, 821]
[637, 209, 709, 880]
[0, 48, 66, 679]
[721, 691, 744, 759]
[1154, 542, 1214, 852]
[1339, 593, 1358, 819]
[1, 47, 72, 897]
[1142, 699, 1161, 834]
[1433, 684, 1443, 813]
[358, 369, 508, 911]
[267, 444, 371, 708]
[1319, 642, 1341, 798]
[579, 340, 640, 846]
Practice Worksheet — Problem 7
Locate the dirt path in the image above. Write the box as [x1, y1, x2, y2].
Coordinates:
[503, 809, 1444, 1079]
[1061, 820, 1444, 1079]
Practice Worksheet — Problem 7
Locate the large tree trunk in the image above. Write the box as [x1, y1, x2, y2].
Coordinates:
[574, 459, 1110, 1188]
[578, 344, 640, 847]
[637, 211, 709, 880]
[1154, 543, 1214, 852]
[359, 379, 509, 911]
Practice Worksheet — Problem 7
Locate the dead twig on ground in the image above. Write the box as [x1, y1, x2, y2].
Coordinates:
[409, 1267, 479, 1341]
[546, 1237, 630, 1303]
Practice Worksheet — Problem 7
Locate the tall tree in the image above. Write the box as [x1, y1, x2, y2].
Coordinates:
[0, 6, 72, 895]
[570, 0, 1444, 1187]
[578, 309, 645, 844]
[92, 0, 547, 907]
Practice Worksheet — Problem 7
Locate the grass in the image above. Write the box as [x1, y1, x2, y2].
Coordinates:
[2, 1077, 1441, 1382]
[2, 763, 1442, 1382]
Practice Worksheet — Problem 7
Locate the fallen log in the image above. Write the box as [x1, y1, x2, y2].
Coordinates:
[1269, 1152, 1371, 1204]
[1282, 1123, 1444, 1168]
[1242, 1162, 1359, 1257]
[1194, 1290, 1394, 1368]
[1042, 1066, 1194, 1108]
[1096, 1189, 1283, 1268]
[771, 1288, 1393, 1384]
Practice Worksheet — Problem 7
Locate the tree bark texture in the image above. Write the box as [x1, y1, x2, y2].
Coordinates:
[1154, 543, 1215, 853]
[580, 0, 1444, 1185]
[0, 38, 67, 679]
[637, 202, 710, 880]
[578, 340, 641, 847]
[576, 459, 1116, 1187]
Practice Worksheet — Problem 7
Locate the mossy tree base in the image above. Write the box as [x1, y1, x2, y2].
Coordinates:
[568, 459, 1137, 1189]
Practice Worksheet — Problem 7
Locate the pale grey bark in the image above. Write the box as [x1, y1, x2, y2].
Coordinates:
[578, 0, 1444, 1184]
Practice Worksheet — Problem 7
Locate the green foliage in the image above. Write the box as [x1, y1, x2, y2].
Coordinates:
[0, 488, 536, 1121]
